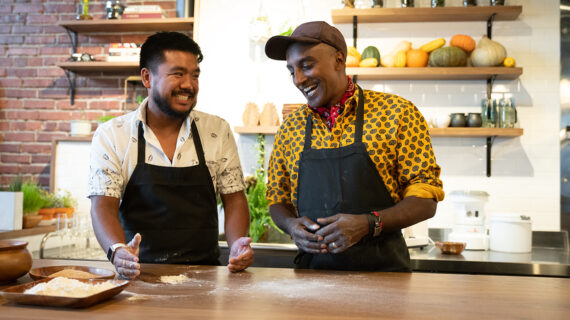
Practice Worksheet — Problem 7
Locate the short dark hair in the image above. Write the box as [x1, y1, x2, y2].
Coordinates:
[139, 31, 203, 73]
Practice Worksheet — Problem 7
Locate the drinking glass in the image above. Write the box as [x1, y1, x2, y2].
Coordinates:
[481, 98, 497, 128]
[56, 213, 68, 258]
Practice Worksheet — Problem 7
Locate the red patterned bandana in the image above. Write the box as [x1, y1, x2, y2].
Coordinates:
[309, 76, 355, 131]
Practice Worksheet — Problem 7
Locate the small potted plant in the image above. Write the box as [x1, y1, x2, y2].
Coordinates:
[21, 181, 46, 229]
[55, 190, 78, 218]
[38, 191, 58, 226]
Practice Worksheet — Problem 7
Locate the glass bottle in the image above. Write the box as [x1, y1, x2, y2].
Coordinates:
[371, 0, 383, 8]
[481, 98, 497, 128]
[463, 0, 477, 6]
[401, 0, 414, 8]
[491, 0, 505, 6]
[431, 0, 445, 7]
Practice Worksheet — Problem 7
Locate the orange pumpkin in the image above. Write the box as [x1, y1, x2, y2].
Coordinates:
[450, 34, 476, 53]
[406, 49, 429, 67]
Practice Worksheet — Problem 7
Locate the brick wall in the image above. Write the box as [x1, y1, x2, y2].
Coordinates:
[0, 0, 179, 188]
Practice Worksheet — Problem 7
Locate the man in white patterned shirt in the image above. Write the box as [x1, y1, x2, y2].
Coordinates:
[88, 32, 254, 278]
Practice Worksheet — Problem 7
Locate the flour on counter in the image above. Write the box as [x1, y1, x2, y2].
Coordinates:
[25, 277, 116, 298]
[159, 274, 189, 284]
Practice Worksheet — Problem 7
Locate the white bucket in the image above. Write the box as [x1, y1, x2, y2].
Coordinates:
[489, 213, 532, 253]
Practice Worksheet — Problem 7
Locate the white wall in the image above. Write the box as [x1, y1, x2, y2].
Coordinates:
[196, 0, 561, 231]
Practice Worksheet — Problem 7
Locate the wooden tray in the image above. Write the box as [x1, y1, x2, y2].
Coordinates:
[29, 265, 116, 281]
[0, 278, 129, 308]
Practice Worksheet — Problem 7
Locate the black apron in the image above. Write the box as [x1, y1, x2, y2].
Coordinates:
[295, 86, 411, 272]
[118, 121, 220, 265]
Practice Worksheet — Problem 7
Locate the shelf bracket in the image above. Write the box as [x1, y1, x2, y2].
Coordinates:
[486, 74, 497, 101]
[64, 70, 76, 106]
[486, 135, 496, 177]
[65, 29, 78, 54]
[487, 13, 496, 39]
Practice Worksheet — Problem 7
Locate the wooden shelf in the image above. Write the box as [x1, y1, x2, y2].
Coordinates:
[58, 61, 139, 72]
[0, 225, 56, 241]
[331, 6, 522, 24]
[59, 17, 194, 33]
[430, 127, 523, 137]
[234, 126, 280, 134]
[347, 67, 522, 81]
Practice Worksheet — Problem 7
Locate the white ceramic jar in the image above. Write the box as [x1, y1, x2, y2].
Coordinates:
[489, 213, 532, 253]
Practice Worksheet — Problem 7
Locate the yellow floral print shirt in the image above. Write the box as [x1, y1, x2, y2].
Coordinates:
[266, 87, 444, 209]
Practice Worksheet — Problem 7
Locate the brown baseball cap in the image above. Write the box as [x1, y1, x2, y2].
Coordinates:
[265, 21, 347, 61]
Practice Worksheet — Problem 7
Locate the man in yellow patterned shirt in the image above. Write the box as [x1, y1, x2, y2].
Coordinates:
[264, 21, 444, 271]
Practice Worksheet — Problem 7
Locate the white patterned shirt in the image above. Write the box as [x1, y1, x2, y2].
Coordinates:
[88, 99, 245, 199]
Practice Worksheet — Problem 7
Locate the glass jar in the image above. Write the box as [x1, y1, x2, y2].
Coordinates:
[371, 0, 383, 8]
[481, 98, 497, 128]
[498, 98, 517, 128]
[401, 0, 414, 8]
[431, 0, 445, 7]
[490, 0, 505, 6]
[463, 0, 477, 6]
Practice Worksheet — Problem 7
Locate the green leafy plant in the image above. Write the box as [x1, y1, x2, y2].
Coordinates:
[97, 115, 115, 123]
[40, 190, 59, 209]
[247, 134, 281, 242]
[22, 181, 46, 215]
[58, 189, 78, 208]
[7, 175, 23, 191]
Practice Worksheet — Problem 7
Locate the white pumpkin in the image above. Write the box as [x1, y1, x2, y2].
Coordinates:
[471, 35, 507, 67]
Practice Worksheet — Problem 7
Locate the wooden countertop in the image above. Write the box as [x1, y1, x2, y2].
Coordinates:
[1, 259, 568, 319]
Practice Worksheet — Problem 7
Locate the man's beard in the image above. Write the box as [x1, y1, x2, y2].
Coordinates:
[151, 91, 196, 119]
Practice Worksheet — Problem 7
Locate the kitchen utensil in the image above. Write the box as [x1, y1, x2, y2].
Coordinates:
[0, 240, 32, 284]
[29, 265, 116, 281]
[435, 241, 466, 254]
[0, 278, 129, 308]
[448, 190, 490, 250]
[489, 213, 532, 253]
[449, 113, 467, 127]
[467, 113, 482, 127]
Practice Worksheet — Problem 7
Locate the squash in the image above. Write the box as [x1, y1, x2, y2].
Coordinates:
[347, 46, 361, 61]
[381, 41, 411, 67]
[406, 49, 429, 67]
[361, 46, 381, 64]
[260, 103, 280, 126]
[359, 58, 378, 68]
[419, 38, 446, 53]
[470, 35, 507, 67]
[450, 34, 476, 53]
[394, 50, 407, 68]
[428, 46, 467, 67]
[346, 54, 360, 67]
[242, 102, 260, 126]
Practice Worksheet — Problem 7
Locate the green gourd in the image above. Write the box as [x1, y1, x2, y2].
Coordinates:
[428, 46, 467, 67]
[361, 46, 381, 66]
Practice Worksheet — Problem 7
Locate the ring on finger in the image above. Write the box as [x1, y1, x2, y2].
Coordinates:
[331, 242, 338, 248]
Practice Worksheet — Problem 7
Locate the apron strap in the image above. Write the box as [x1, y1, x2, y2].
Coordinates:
[303, 114, 313, 151]
[190, 119, 206, 165]
[354, 85, 364, 144]
[137, 121, 146, 165]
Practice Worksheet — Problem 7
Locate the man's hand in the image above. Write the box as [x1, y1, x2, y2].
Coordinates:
[287, 216, 328, 254]
[113, 233, 141, 279]
[315, 214, 369, 254]
[228, 237, 254, 272]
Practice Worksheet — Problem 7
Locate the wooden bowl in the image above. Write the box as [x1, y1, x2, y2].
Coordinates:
[0, 240, 32, 284]
[435, 241, 466, 255]
[29, 265, 116, 281]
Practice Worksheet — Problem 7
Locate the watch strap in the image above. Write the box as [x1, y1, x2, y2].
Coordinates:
[106, 243, 127, 263]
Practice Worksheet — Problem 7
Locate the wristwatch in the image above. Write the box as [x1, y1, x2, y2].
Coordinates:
[107, 243, 127, 263]
[369, 211, 383, 237]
